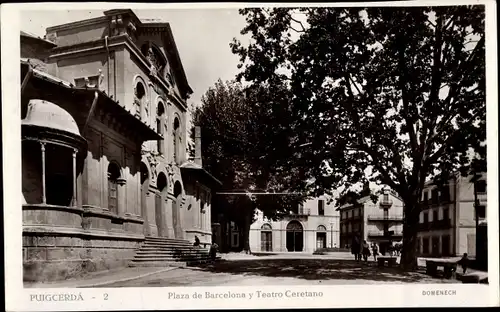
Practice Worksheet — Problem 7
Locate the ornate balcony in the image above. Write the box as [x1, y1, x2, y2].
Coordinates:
[367, 215, 403, 222]
[417, 218, 452, 232]
[367, 230, 403, 238]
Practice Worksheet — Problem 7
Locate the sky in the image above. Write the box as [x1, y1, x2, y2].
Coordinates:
[20, 9, 249, 107]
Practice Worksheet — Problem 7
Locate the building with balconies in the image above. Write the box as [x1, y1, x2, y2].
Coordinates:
[417, 173, 487, 258]
[338, 190, 404, 255]
[249, 196, 340, 253]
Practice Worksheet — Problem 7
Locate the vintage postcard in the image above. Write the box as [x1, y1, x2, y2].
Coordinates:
[2, 1, 499, 310]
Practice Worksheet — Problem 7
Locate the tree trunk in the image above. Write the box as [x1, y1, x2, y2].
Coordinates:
[401, 200, 420, 271]
[241, 208, 253, 254]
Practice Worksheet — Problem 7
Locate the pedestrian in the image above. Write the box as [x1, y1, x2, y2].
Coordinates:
[209, 242, 219, 262]
[351, 236, 361, 261]
[193, 235, 200, 247]
[457, 253, 469, 274]
[372, 243, 379, 261]
[362, 240, 371, 262]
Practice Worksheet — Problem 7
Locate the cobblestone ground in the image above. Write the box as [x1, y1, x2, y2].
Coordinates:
[100, 257, 459, 287]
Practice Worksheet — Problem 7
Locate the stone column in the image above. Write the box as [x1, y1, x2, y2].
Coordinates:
[117, 178, 127, 216]
[72, 148, 77, 207]
[40, 142, 46, 204]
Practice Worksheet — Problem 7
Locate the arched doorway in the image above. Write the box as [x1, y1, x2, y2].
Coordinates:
[286, 221, 304, 252]
[316, 225, 327, 249]
[140, 162, 150, 235]
[261, 224, 273, 252]
[156, 173, 167, 237]
[173, 181, 183, 238]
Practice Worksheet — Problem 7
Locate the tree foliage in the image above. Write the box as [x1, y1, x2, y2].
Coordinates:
[231, 6, 486, 268]
[192, 79, 304, 252]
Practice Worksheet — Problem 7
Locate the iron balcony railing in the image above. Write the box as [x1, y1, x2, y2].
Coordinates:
[293, 208, 311, 216]
[367, 231, 403, 237]
[367, 215, 403, 222]
[417, 218, 452, 231]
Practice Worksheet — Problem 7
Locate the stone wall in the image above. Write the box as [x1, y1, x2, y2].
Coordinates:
[23, 204, 144, 282]
[23, 234, 140, 282]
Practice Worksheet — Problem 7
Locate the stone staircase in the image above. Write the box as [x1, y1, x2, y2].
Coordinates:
[129, 236, 213, 268]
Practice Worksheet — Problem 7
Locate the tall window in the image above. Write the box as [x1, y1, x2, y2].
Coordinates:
[443, 208, 449, 220]
[423, 191, 429, 204]
[433, 209, 439, 222]
[475, 180, 487, 193]
[476, 205, 486, 219]
[423, 212, 429, 223]
[441, 186, 450, 202]
[423, 237, 429, 254]
[318, 200, 325, 216]
[134, 81, 147, 120]
[173, 117, 180, 164]
[107, 162, 120, 214]
[431, 189, 439, 204]
[156, 102, 165, 155]
[383, 194, 389, 202]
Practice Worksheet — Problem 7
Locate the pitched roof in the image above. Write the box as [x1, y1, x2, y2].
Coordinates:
[20, 31, 57, 47]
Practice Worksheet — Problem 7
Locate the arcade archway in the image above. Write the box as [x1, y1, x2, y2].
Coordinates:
[156, 172, 167, 236]
[286, 220, 304, 252]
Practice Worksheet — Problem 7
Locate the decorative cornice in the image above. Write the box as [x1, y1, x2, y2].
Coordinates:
[23, 225, 145, 241]
[46, 16, 109, 33]
[47, 35, 188, 111]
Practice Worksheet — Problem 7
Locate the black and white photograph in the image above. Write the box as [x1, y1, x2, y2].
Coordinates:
[2, 1, 498, 310]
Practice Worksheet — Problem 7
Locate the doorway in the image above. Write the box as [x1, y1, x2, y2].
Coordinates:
[261, 224, 273, 252]
[156, 173, 167, 237]
[286, 221, 304, 252]
[173, 181, 183, 238]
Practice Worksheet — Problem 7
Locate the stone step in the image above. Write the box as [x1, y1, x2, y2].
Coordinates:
[129, 261, 187, 268]
[145, 237, 190, 243]
[142, 242, 193, 247]
[142, 243, 194, 248]
[132, 256, 211, 262]
[136, 249, 209, 255]
[135, 252, 209, 258]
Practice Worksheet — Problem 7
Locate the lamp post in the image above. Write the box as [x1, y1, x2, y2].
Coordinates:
[330, 222, 334, 248]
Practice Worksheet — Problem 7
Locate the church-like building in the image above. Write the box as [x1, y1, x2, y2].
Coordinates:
[21, 9, 220, 282]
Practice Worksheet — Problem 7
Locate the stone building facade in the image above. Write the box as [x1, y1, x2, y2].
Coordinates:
[21, 10, 220, 282]
[416, 173, 487, 258]
[338, 191, 404, 254]
[249, 197, 340, 253]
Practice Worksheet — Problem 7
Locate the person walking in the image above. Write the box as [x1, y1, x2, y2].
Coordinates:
[351, 236, 361, 261]
[362, 240, 371, 262]
[372, 243, 379, 261]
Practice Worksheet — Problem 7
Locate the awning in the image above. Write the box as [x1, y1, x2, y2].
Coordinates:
[180, 162, 222, 187]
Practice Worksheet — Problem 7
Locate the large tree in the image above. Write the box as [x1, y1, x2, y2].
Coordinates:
[231, 6, 486, 269]
[192, 79, 302, 253]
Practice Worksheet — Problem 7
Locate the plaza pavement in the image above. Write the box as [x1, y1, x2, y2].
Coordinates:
[25, 252, 485, 288]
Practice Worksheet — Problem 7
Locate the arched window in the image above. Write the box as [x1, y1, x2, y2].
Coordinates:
[107, 162, 121, 214]
[261, 223, 272, 251]
[173, 117, 180, 164]
[261, 224, 272, 230]
[286, 221, 303, 231]
[317, 225, 327, 232]
[134, 80, 147, 121]
[157, 102, 165, 155]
